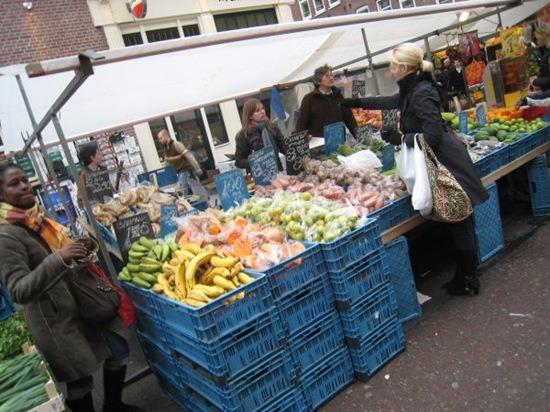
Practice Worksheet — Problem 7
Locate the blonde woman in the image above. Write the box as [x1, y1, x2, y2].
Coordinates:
[344, 43, 488, 296]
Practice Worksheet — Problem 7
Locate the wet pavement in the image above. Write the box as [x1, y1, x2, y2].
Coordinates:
[88, 209, 550, 412]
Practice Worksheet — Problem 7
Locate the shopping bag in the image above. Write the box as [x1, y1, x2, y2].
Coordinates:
[395, 139, 415, 193]
[411, 136, 432, 216]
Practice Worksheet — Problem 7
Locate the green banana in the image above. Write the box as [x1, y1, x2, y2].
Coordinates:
[126, 263, 140, 273]
[131, 276, 152, 288]
[139, 263, 162, 273]
[141, 257, 162, 266]
[128, 256, 141, 264]
[121, 267, 130, 277]
[129, 250, 147, 259]
[131, 243, 150, 253]
[161, 244, 170, 262]
[153, 245, 163, 260]
[138, 236, 155, 249]
[168, 242, 178, 253]
[136, 271, 158, 283]
[118, 272, 131, 281]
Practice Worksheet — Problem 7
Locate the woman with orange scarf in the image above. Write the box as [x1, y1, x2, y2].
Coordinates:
[0, 164, 141, 412]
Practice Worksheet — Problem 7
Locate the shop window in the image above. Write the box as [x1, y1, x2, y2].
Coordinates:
[214, 9, 278, 32]
[400, 0, 415, 8]
[313, 0, 325, 14]
[437, 0, 454, 3]
[182, 24, 200, 37]
[170, 111, 215, 171]
[204, 105, 229, 147]
[148, 117, 169, 160]
[299, 0, 312, 19]
[377, 0, 392, 11]
[356, 5, 369, 13]
[146, 27, 180, 43]
[122, 32, 144, 47]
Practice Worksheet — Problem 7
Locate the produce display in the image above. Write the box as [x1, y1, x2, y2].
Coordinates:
[92, 184, 193, 235]
[441, 112, 479, 131]
[0, 314, 31, 362]
[352, 109, 382, 128]
[464, 59, 486, 86]
[474, 118, 546, 143]
[0, 352, 50, 412]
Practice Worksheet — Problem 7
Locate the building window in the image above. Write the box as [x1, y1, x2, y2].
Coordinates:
[313, 0, 325, 14]
[356, 5, 370, 13]
[204, 105, 229, 147]
[299, 0, 312, 19]
[214, 9, 278, 32]
[170, 111, 215, 171]
[400, 0, 415, 8]
[122, 32, 143, 47]
[437, 0, 454, 3]
[377, 0, 392, 11]
[328, 0, 341, 8]
[146, 27, 180, 43]
[182, 24, 200, 37]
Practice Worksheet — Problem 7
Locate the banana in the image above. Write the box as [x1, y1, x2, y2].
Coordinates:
[126, 263, 140, 273]
[118, 272, 131, 281]
[152, 284, 164, 294]
[142, 257, 162, 266]
[183, 298, 204, 308]
[128, 256, 141, 265]
[193, 284, 225, 298]
[202, 267, 230, 285]
[138, 237, 155, 249]
[227, 292, 245, 303]
[157, 274, 177, 299]
[182, 243, 202, 255]
[153, 245, 163, 260]
[160, 244, 170, 262]
[175, 263, 186, 300]
[187, 289, 212, 303]
[202, 244, 216, 254]
[210, 255, 239, 268]
[136, 272, 158, 283]
[121, 267, 130, 277]
[231, 276, 240, 287]
[174, 250, 195, 262]
[163, 262, 178, 276]
[185, 252, 215, 294]
[169, 257, 179, 266]
[237, 272, 254, 284]
[131, 243, 150, 253]
[168, 274, 175, 286]
[213, 275, 236, 291]
[128, 250, 147, 259]
[230, 262, 244, 277]
[139, 263, 162, 273]
[168, 242, 179, 253]
[131, 277, 151, 288]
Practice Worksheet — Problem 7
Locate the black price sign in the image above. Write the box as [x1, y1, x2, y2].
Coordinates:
[113, 212, 155, 261]
[85, 170, 113, 203]
[283, 130, 309, 175]
[249, 146, 279, 186]
[352, 79, 366, 98]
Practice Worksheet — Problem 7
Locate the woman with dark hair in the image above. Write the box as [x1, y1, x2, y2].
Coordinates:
[77, 142, 114, 206]
[295, 64, 357, 139]
[234, 98, 286, 171]
[344, 43, 488, 296]
[0, 163, 141, 412]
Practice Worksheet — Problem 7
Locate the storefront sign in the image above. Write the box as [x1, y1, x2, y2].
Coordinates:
[114, 212, 155, 261]
[324, 122, 346, 155]
[352, 80, 366, 98]
[249, 146, 278, 186]
[159, 205, 179, 238]
[85, 170, 113, 203]
[215, 170, 249, 211]
[127, 0, 147, 19]
[283, 130, 309, 175]
[476, 103, 487, 127]
[459, 111, 469, 134]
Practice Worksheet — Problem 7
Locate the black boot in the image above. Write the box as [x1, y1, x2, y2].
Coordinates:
[66, 392, 95, 412]
[447, 276, 480, 296]
[103, 366, 144, 412]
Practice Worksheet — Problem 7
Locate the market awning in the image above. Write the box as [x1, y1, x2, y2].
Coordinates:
[0, 0, 545, 152]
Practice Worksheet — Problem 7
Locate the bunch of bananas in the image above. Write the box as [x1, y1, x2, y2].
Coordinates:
[118, 237, 178, 289]
[156, 243, 254, 308]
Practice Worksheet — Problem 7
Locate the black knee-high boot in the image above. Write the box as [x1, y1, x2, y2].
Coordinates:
[66, 392, 95, 412]
[102, 366, 144, 412]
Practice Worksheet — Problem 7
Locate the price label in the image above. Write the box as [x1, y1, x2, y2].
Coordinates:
[459, 111, 469, 134]
[324, 122, 346, 155]
[159, 204, 179, 238]
[215, 170, 249, 211]
[475, 103, 487, 127]
[352, 79, 366, 98]
[283, 130, 309, 175]
[113, 212, 155, 262]
[85, 170, 113, 203]
[249, 146, 279, 186]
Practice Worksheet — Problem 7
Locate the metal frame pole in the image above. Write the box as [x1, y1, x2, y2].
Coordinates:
[361, 28, 380, 95]
[424, 38, 433, 63]
[22, 134, 55, 210]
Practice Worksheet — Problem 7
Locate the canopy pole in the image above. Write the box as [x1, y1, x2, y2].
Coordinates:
[497, 7, 503, 29]
[21, 133, 53, 209]
[51, 113, 118, 279]
[361, 28, 380, 95]
[424, 38, 433, 62]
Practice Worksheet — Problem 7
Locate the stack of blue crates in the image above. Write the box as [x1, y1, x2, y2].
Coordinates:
[322, 219, 406, 381]
[473, 183, 504, 264]
[527, 154, 550, 216]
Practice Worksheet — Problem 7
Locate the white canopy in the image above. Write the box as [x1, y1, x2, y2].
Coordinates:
[0, 0, 545, 151]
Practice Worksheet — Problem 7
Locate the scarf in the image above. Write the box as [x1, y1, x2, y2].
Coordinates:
[0, 202, 70, 251]
[252, 121, 278, 152]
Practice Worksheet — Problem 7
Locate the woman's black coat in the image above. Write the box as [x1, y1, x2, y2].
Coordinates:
[234, 123, 285, 171]
[345, 71, 488, 206]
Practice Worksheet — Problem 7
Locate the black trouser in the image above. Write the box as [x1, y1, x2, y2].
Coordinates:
[446, 215, 477, 284]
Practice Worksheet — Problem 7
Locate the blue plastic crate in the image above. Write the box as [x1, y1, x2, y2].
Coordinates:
[338, 283, 399, 343]
[135, 313, 170, 346]
[527, 155, 550, 216]
[137, 333, 177, 379]
[278, 276, 335, 336]
[173, 349, 296, 412]
[368, 194, 417, 233]
[0, 284, 14, 321]
[299, 347, 353, 410]
[288, 311, 344, 374]
[121, 282, 160, 319]
[321, 218, 382, 273]
[329, 248, 390, 309]
[154, 272, 274, 342]
[474, 145, 510, 177]
[252, 242, 326, 300]
[384, 237, 421, 324]
[192, 199, 209, 211]
[167, 311, 285, 382]
[263, 389, 308, 412]
[508, 128, 547, 162]
[473, 183, 504, 263]
[350, 319, 406, 381]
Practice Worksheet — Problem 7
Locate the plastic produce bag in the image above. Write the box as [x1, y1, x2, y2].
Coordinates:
[395, 140, 415, 193]
[411, 137, 432, 216]
[337, 149, 382, 172]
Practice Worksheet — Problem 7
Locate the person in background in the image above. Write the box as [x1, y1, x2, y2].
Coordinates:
[295, 64, 357, 139]
[156, 129, 204, 180]
[77, 141, 112, 206]
[531, 22, 550, 92]
[343, 43, 488, 296]
[235, 98, 285, 171]
[448, 59, 467, 95]
[0, 163, 142, 412]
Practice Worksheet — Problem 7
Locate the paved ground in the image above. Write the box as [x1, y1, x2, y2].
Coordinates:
[83, 202, 550, 411]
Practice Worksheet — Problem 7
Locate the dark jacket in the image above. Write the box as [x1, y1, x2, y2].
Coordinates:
[295, 86, 357, 138]
[0, 224, 124, 382]
[346, 71, 488, 206]
[234, 123, 285, 170]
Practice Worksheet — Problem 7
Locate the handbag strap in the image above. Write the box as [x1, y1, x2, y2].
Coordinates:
[419, 135, 440, 167]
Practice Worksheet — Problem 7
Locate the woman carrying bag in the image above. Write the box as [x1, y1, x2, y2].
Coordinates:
[0, 163, 140, 412]
[343, 43, 488, 296]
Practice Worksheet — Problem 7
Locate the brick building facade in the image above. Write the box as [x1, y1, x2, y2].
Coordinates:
[0, 0, 108, 67]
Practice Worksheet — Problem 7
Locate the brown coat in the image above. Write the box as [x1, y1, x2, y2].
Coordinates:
[0, 224, 122, 382]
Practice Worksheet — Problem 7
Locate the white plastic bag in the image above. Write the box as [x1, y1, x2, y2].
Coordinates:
[411, 137, 432, 216]
[337, 149, 382, 172]
[395, 140, 415, 193]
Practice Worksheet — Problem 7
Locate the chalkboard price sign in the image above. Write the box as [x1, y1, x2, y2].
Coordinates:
[475, 103, 487, 126]
[324, 122, 346, 155]
[459, 111, 469, 134]
[352, 79, 366, 98]
[215, 170, 249, 211]
[249, 146, 279, 186]
[283, 130, 309, 175]
[160, 204, 179, 238]
[85, 170, 113, 203]
[113, 212, 155, 261]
